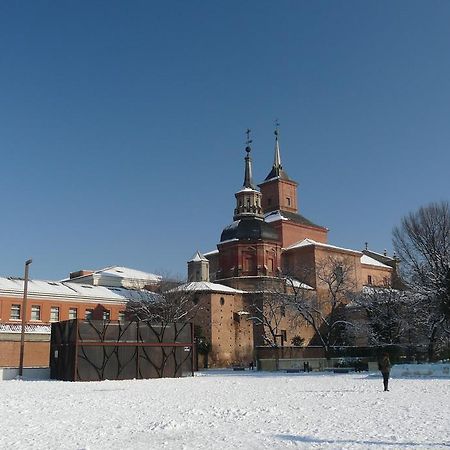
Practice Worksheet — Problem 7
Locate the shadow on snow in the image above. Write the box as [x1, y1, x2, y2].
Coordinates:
[275, 434, 450, 448]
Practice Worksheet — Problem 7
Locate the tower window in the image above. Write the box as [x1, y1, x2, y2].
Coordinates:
[286, 197, 291, 206]
[220, 297, 225, 306]
[367, 275, 372, 285]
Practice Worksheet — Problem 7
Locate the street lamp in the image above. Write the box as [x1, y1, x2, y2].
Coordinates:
[18, 259, 32, 377]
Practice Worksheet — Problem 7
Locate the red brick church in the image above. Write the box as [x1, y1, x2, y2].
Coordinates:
[183, 128, 397, 366]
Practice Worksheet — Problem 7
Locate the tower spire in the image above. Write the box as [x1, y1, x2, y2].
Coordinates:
[233, 129, 263, 220]
[243, 128, 255, 189]
[273, 119, 282, 169]
[263, 121, 290, 181]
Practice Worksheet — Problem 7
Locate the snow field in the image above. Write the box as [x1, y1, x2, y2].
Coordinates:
[0, 371, 449, 449]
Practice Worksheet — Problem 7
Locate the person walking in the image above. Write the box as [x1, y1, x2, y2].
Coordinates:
[378, 353, 391, 391]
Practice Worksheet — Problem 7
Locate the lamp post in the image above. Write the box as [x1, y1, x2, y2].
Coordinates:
[18, 259, 32, 377]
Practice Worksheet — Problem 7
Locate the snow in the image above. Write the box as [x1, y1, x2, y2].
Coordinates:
[0, 277, 157, 303]
[98, 266, 161, 282]
[188, 251, 208, 262]
[285, 238, 362, 255]
[0, 323, 51, 334]
[173, 281, 245, 294]
[0, 371, 449, 449]
[264, 211, 288, 223]
[361, 255, 391, 268]
[236, 187, 259, 194]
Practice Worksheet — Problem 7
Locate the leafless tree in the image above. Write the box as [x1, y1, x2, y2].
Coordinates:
[393, 201, 450, 359]
[125, 277, 200, 325]
[247, 288, 289, 348]
[352, 285, 412, 346]
[286, 256, 357, 358]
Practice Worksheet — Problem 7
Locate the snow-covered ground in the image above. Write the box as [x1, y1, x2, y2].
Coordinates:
[0, 371, 449, 450]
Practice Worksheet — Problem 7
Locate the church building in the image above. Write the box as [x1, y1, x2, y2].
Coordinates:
[183, 128, 397, 367]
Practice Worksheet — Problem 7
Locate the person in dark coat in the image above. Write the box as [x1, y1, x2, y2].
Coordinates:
[378, 353, 391, 391]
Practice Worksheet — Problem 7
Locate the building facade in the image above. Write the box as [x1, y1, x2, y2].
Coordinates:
[183, 129, 397, 367]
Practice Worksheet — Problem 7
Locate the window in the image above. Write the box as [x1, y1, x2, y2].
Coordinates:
[69, 308, 77, 320]
[103, 310, 110, 320]
[281, 330, 287, 344]
[220, 297, 225, 306]
[50, 307, 60, 322]
[280, 305, 286, 317]
[367, 275, 373, 285]
[118, 311, 125, 322]
[31, 305, 41, 321]
[85, 309, 93, 320]
[192, 297, 199, 305]
[286, 197, 291, 206]
[267, 198, 272, 206]
[10, 304, 21, 320]
[334, 265, 344, 282]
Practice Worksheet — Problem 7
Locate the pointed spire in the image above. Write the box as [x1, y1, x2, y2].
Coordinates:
[263, 121, 290, 181]
[273, 120, 282, 169]
[243, 129, 255, 189]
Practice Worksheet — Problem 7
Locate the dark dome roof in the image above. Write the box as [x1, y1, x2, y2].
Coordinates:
[220, 218, 279, 242]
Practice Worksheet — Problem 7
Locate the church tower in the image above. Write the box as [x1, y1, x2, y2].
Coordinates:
[259, 126, 299, 214]
[217, 131, 281, 283]
[258, 126, 328, 248]
[188, 251, 210, 282]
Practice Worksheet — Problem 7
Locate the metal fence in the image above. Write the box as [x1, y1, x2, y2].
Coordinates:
[50, 320, 194, 381]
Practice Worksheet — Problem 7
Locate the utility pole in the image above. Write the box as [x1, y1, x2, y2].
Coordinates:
[18, 259, 32, 377]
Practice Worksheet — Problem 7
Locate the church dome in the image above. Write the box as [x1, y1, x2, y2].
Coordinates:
[220, 218, 279, 243]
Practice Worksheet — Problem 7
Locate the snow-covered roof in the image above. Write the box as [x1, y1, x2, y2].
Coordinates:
[361, 254, 391, 269]
[364, 249, 396, 261]
[188, 251, 208, 263]
[285, 238, 362, 255]
[97, 266, 160, 282]
[172, 281, 244, 294]
[236, 187, 260, 194]
[285, 278, 314, 290]
[203, 249, 219, 256]
[264, 211, 288, 223]
[0, 277, 158, 303]
[64, 266, 161, 283]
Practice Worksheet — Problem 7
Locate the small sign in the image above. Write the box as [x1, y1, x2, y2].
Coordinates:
[184, 346, 190, 352]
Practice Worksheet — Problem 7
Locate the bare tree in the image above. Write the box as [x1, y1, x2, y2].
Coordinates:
[125, 277, 200, 325]
[352, 286, 412, 346]
[393, 201, 450, 359]
[247, 288, 289, 348]
[286, 256, 357, 359]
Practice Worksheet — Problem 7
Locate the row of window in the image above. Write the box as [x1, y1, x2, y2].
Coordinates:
[9, 304, 124, 322]
[367, 275, 390, 286]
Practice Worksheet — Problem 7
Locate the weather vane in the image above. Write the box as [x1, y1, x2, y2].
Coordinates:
[245, 128, 252, 152]
[274, 119, 280, 137]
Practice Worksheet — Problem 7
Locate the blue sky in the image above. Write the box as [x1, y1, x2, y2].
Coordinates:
[0, 1, 449, 280]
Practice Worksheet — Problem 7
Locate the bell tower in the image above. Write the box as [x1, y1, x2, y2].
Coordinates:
[258, 124, 328, 247]
[233, 129, 264, 220]
[259, 125, 299, 214]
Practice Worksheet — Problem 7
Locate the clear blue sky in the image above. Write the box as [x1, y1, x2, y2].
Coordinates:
[1, 1, 449, 280]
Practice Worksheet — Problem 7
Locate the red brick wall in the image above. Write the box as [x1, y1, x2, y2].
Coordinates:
[0, 295, 126, 323]
[0, 341, 50, 367]
[260, 179, 298, 214]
